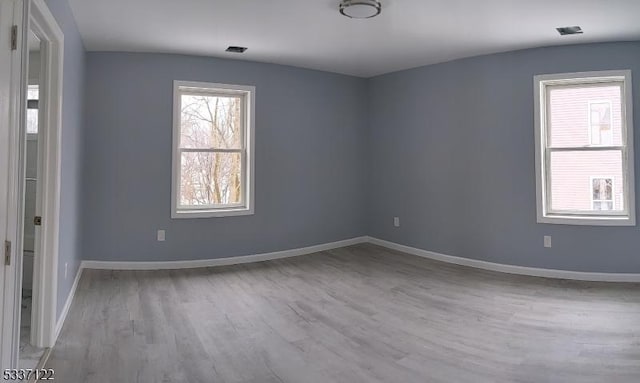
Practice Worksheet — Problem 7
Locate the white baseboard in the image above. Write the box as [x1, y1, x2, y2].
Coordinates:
[81, 236, 368, 270]
[78, 234, 640, 282]
[367, 236, 640, 283]
[55, 266, 83, 341]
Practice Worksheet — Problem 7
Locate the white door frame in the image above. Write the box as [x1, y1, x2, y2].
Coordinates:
[1, 0, 27, 369]
[27, 0, 64, 349]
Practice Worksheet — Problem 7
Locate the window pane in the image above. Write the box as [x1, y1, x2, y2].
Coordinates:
[589, 102, 612, 146]
[593, 201, 613, 211]
[179, 152, 242, 207]
[26, 109, 38, 134]
[180, 94, 242, 149]
[592, 178, 612, 201]
[548, 85, 622, 148]
[550, 150, 624, 212]
[27, 85, 39, 134]
[27, 85, 39, 101]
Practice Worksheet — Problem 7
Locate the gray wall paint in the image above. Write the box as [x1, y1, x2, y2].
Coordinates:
[45, 0, 86, 318]
[83, 53, 367, 262]
[79, 41, 640, 273]
[368, 42, 640, 273]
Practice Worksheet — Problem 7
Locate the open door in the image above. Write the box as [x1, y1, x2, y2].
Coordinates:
[27, 0, 64, 350]
[0, 0, 27, 370]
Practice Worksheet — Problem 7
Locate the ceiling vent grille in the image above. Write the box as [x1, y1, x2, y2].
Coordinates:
[226, 46, 248, 53]
[556, 26, 583, 36]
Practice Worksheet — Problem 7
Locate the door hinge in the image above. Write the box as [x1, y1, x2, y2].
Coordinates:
[34, 216, 42, 226]
[11, 25, 17, 51]
[4, 241, 11, 266]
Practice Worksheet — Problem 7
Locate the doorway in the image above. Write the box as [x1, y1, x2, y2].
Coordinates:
[18, 28, 45, 369]
[0, 0, 63, 369]
[19, 0, 65, 361]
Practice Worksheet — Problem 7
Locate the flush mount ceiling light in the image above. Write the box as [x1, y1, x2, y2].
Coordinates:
[339, 0, 382, 19]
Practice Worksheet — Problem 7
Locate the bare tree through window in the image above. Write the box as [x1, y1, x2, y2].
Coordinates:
[173, 82, 254, 218]
[179, 94, 243, 207]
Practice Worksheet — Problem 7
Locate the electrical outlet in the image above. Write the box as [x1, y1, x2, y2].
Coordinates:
[64, 262, 68, 279]
[157, 230, 166, 241]
[393, 217, 400, 227]
[544, 235, 552, 248]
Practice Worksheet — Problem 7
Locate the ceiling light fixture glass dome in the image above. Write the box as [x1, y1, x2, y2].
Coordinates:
[339, 0, 382, 19]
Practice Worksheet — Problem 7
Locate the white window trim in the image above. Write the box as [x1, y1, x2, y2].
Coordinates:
[590, 176, 615, 210]
[534, 70, 636, 226]
[587, 100, 613, 146]
[171, 81, 255, 219]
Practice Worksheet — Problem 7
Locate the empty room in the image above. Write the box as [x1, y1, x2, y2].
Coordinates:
[1, 0, 640, 382]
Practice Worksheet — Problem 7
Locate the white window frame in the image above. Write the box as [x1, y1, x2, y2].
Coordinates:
[590, 176, 614, 211]
[534, 70, 635, 226]
[171, 81, 255, 218]
[587, 100, 613, 146]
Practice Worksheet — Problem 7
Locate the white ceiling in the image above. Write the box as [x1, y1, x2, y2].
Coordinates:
[68, 0, 640, 78]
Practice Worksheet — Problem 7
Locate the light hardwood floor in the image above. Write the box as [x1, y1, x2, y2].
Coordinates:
[47, 244, 640, 383]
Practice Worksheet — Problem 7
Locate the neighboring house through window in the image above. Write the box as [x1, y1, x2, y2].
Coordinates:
[534, 70, 635, 226]
[172, 81, 255, 218]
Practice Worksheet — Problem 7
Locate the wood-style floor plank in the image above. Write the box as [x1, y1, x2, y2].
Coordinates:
[47, 244, 640, 382]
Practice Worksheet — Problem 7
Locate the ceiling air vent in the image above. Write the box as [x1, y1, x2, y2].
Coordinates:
[556, 26, 583, 36]
[226, 46, 248, 53]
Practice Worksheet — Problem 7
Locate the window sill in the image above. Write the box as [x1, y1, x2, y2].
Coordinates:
[537, 214, 636, 226]
[172, 207, 254, 219]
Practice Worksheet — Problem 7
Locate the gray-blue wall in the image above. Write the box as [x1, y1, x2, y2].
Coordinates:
[83, 53, 368, 262]
[368, 42, 640, 273]
[80, 41, 640, 273]
[45, 0, 86, 318]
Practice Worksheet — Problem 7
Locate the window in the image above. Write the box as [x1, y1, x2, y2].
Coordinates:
[589, 101, 612, 145]
[26, 85, 39, 136]
[534, 71, 635, 226]
[172, 81, 255, 218]
[591, 177, 614, 211]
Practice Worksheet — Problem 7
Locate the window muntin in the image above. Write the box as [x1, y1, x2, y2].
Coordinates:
[535, 71, 635, 226]
[172, 82, 255, 218]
